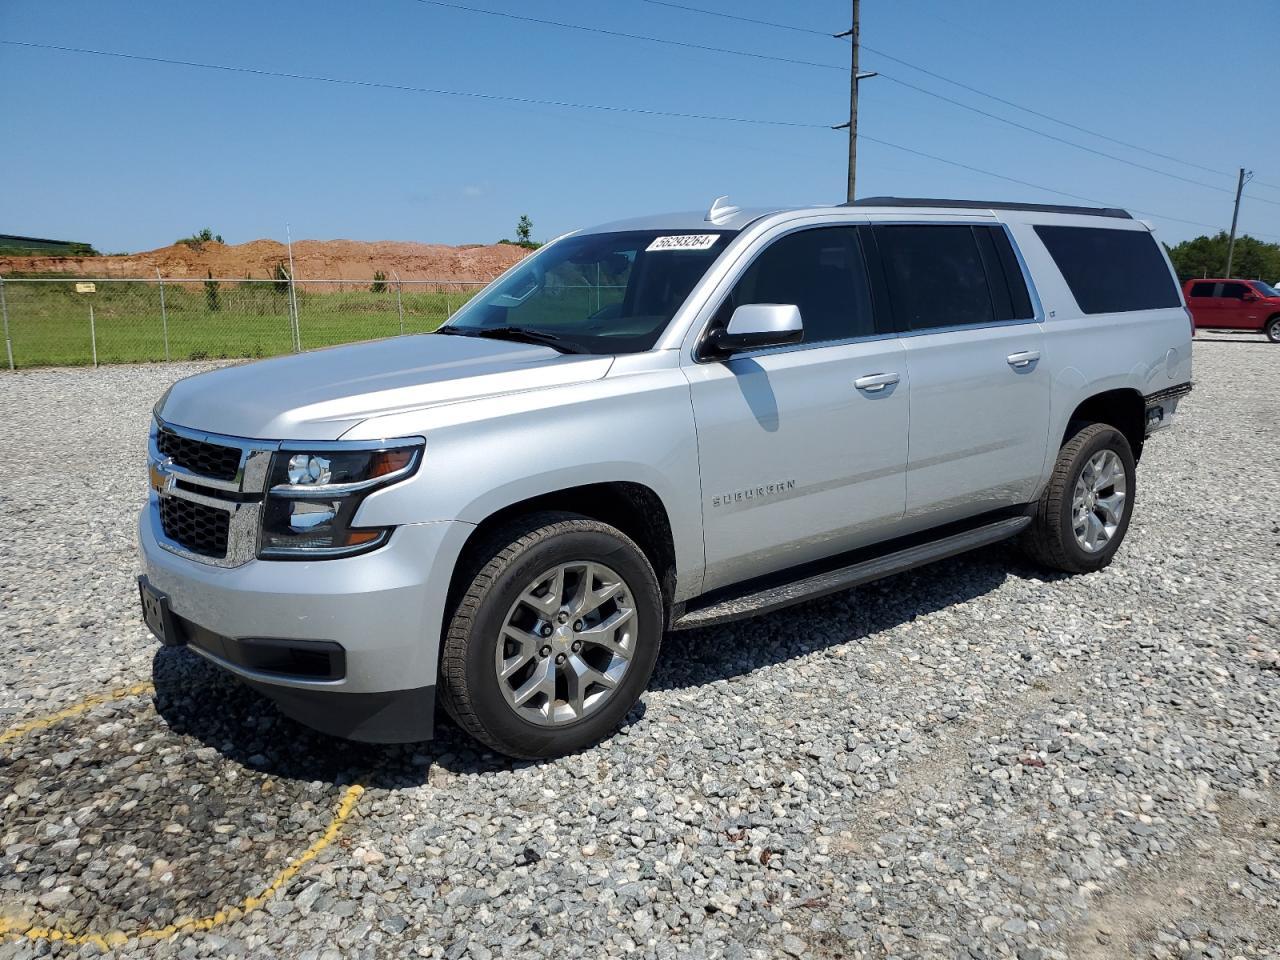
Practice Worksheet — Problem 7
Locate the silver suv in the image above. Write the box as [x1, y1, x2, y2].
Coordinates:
[138, 197, 1193, 758]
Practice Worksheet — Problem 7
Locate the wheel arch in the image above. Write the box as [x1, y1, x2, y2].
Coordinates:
[1063, 387, 1146, 462]
[449, 481, 680, 623]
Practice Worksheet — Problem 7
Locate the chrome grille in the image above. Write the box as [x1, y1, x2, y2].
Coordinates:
[157, 429, 242, 481]
[159, 497, 231, 558]
[149, 418, 276, 567]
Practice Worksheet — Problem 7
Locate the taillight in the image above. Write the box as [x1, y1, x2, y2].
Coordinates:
[1185, 307, 1195, 336]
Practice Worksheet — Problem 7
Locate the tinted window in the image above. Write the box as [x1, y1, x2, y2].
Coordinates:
[1034, 225, 1181, 314]
[1252, 281, 1280, 297]
[875, 225, 994, 330]
[974, 227, 1014, 321]
[1220, 282, 1249, 299]
[722, 227, 876, 344]
[1189, 282, 1216, 298]
[989, 227, 1035, 319]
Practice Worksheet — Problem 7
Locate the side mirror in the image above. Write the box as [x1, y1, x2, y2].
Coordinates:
[1242, 291, 1259, 302]
[705, 304, 803, 357]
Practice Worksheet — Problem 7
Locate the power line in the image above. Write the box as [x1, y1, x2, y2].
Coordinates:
[413, 0, 1278, 206]
[8, 37, 1275, 240]
[873, 6, 1280, 194]
[859, 43, 1234, 181]
[872, 71, 1280, 208]
[410, 0, 842, 71]
[0, 39, 829, 128]
[857, 134, 1243, 234]
[635, 0, 1280, 195]
[637, 0, 832, 36]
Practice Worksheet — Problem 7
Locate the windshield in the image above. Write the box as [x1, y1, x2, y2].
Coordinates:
[1251, 281, 1280, 298]
[444, 229, 735, 354]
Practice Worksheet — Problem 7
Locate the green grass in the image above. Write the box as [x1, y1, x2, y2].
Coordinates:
[1, 281, 480, 368]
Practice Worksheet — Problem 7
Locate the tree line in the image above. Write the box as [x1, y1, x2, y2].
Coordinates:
[1167, 232, 1280, 282]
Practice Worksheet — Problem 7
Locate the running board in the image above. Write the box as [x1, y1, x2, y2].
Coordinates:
[671, 515, 1030, 631]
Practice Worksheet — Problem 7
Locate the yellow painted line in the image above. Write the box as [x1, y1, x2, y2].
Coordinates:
[0, 683, 366, 948]
[0, 681, 155, 745]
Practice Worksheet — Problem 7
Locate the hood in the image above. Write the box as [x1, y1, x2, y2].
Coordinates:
[158, 334, 614, 440]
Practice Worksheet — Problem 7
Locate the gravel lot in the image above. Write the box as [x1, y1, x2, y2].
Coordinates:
[1, 339, 1277, 960]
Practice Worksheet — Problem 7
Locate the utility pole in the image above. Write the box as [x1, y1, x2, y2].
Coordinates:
[846, 0, 860, 203]
[286, 222, 301, 352]
[833, 1, 876, 203]
[1224, 167, 1253, 278]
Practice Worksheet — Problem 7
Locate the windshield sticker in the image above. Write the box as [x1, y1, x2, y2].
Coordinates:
[646, 234, 721, 252]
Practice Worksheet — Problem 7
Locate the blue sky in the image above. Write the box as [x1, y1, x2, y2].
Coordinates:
[2, 0, 1278, 252]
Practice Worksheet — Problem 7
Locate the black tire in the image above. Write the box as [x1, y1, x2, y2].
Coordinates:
[1265, 315, 1280, 344]
[1021, 422, 1137, 574]
[439, 511, 663, 759]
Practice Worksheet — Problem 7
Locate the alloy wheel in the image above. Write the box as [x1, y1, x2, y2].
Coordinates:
[1071, 449, 1127, 553]
[494, 561, 637, 725]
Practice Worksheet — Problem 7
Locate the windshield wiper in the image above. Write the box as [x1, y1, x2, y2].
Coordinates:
[449, 326, 588, 354]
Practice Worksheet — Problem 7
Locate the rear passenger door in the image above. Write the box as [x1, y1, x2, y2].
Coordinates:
[871, 223, 1049, 523]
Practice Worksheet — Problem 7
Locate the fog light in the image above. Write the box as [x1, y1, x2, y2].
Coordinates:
[287, 454, 332, 485]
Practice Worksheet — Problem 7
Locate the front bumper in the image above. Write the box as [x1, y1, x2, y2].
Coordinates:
[138, 505, 474, 742]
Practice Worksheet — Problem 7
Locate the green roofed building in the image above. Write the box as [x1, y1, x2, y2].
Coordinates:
[0, 234, 99, 256]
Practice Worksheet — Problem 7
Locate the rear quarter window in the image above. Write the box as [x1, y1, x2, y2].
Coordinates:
[1034, 225, 1181, 314]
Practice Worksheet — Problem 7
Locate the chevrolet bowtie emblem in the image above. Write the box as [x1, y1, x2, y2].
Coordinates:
[149, 458, 175, 494]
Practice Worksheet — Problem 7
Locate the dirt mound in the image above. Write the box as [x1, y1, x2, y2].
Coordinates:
[0, 238, 531, 281]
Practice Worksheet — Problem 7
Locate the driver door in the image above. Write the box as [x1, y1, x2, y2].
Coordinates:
[684, 225, 909, 592]
[1218, 281, 1257, 329]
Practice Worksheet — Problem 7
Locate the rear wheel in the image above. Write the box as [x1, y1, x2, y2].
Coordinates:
[1265, 315, 1280, 343]
[439, 512, 663, 759]
[1021, 422, 1136, 574]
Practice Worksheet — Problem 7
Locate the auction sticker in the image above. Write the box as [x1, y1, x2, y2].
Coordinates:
[646, 234, 720, 252]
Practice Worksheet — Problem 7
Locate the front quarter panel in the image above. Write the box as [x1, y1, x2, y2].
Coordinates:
[344, 355, 706, 601]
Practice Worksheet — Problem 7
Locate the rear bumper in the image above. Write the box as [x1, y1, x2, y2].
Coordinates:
[138, 507, 475, 742]
[1143, 381, 1192, 435]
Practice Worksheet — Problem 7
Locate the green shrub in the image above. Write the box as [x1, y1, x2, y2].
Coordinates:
[178, 228, 224, 249]
[204, 271, 221, 312]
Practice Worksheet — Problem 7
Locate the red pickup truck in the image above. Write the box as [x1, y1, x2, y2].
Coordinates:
[1183, 278, 1280, 342]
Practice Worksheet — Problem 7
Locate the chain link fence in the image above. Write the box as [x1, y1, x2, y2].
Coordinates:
[0, 276, 489, 369]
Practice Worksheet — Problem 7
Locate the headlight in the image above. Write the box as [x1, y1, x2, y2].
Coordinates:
[258, 440, 423, 559]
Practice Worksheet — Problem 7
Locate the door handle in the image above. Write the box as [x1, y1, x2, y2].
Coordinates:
[854, 372, 900, 392]
[1006, 350, 1041, 368]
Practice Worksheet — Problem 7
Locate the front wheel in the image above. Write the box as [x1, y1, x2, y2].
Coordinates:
[1265, 315, 1280, 343]
[1021, 422, 1136, 574]
[439, 512, 663, 759]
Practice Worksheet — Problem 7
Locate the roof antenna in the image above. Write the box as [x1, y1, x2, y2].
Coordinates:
[705, 195, 740, 224]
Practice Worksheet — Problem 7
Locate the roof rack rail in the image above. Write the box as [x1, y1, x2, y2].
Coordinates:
[846, 197, 1132, 220]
